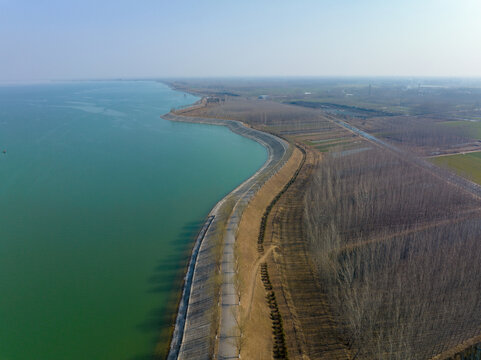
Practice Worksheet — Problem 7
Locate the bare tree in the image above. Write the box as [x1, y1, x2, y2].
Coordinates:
[304, 148, 481, 359]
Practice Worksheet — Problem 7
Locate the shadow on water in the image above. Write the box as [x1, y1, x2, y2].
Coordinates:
[129, 219, 205, 360]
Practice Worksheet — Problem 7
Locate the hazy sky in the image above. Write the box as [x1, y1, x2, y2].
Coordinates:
[1, 0, 480, 82]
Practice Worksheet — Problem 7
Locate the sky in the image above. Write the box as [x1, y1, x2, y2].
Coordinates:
[1, 0, 480, 82]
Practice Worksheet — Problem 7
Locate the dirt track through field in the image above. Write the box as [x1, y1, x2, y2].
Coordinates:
[244, 245, 277, 319]
[338, 206, 481, 254]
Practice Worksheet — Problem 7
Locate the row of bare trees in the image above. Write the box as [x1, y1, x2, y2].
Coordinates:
[192, 98, 325, 130]
[348, 116, 473, 155]
[304, 148, 481, 359]
[380, 117, 469, 148]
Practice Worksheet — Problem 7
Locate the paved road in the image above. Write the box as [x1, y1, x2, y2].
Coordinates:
[217, 123, 289, 360]
[163, 113, 289, 360]
[330, 116, 481, 199]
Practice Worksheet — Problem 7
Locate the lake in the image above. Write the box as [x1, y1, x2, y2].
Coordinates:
[0, 81, 267, 359]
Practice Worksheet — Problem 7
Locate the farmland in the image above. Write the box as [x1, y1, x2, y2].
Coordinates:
[431, 151, 481, 185]
[442, 121, 481, 140]
[168, 77, 481, 360]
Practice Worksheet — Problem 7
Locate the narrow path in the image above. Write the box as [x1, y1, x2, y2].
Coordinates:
[337, 207, 481, 254]
[244, 246, 277, 319]
[426, 148, 481, 158]
[431, 333, 481, 360]
[218, 218, 240, 359]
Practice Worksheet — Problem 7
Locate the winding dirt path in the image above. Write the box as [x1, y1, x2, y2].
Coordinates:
[244, 245, 278, 319]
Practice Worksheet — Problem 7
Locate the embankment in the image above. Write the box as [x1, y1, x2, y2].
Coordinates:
[234, 144, 304, 359]
[162, 112, 291, 360]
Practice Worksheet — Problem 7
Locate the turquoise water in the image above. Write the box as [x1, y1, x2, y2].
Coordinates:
[0, 81, 267, 360]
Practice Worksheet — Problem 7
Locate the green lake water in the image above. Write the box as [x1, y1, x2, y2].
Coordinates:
[0, 81, 267, 360]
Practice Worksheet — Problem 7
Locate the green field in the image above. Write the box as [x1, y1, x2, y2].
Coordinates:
[441, 121, 481, 140]
[431, 151, 481, 184]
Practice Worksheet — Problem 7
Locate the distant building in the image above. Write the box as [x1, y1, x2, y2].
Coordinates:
[258, 95, 269, 100]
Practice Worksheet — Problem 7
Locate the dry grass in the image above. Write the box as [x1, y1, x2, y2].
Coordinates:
[234, 146, 303, 359]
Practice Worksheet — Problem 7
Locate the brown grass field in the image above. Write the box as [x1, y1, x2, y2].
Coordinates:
[234, 145, 303, 359]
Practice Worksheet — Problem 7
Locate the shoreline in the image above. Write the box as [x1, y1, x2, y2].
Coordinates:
[161, 111, 291, 359]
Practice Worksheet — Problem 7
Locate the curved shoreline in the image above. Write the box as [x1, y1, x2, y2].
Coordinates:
[162, 112, 291, 360]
